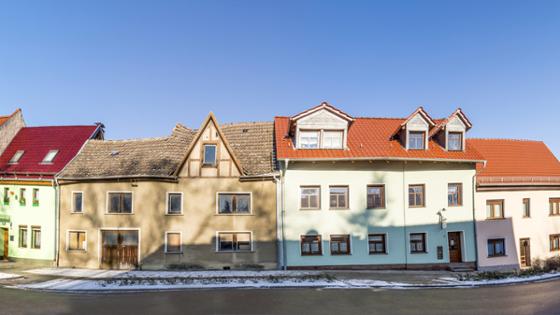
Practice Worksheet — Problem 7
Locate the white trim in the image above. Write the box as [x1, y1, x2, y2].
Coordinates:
[105, 191, 134, 214]
[71, 191, 85, 213]
[164, 231, 183, 254]
[165, 192, 184, 215]
[97, 228, 141, 267]
[215, 230, 253, 252]
[215, 192, 253, 215]
[66, 229, 88, 252]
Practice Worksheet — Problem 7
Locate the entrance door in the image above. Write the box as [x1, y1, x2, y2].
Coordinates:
[448, 232, 462, 263]
[2, 228, 8, 260]
[520, 238, 531, 268]
[101, 230, 139, 269]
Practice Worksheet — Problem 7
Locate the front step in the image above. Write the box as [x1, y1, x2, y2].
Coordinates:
[448, 263, 476, 273]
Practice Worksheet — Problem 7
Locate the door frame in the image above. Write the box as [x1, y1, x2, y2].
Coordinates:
[519, 238, 531, 268]
[98, 228, 141, 268]
[447, 231, 464, 263]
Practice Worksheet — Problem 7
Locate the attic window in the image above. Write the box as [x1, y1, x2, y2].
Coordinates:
[8, 150, 24, 164]
[242, 128, 249, 133]
[448, 132, 463, 151]
[42, 150, 59, 163]
[408, 131, 426, 150]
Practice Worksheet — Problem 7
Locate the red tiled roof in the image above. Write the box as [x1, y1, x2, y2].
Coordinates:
[0, 125, 100, 179]
[275, 116, 484, 161]
[468, 139, 560, 184]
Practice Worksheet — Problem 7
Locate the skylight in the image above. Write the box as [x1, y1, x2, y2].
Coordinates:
[8, 150, 24, 164]
[42, 150, 59, 163]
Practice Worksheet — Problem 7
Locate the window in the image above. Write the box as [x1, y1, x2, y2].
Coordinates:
[19, 188, 26, 206]
[322, 131, 343, 149]
[165, 232, 182, 253]
[8, 150, 24, 164]
[68, 231, 86, 251]
[410, 233, 426, 253]
[18, 225, 27, 248]
[218, 193, 251, 214]
[300, 235, 322, 256]
[167, 193, 183, 214]
[329, 186, 348, 209]
[203, 144, 217, 166]
[32, 188, 39, 206]
[487, 200, 504, 219]
[408, 185, 425, 207]
[31, 226, 41, 249]
[550, 198, 560, 216]
[107, 192, 133, 214]
[368, 234, 387, 254]
[448, 183, 462, 207]
[448, 132, 463, 151]
[367, 185, 385, 209]
[299, 130, 320, 149]
[72, 192, 83, 213]
[487, 238, 506, 257]
[217, 232, 252, 252]
[551, 234, 560, 251]
[300, 186, 320, 210]
[523, 198, 531, 218]
[408, 131, 425, 150]
[3, 187, 9, 205]
[42, 150, 59, 163]
[330, 235, 351, 255]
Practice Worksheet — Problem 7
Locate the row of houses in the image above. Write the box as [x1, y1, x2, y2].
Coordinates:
[1, 103, 560, 271]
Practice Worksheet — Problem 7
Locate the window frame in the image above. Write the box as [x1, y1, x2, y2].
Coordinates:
[523, 198, 531, 218]
[321, 130, 344, 149]
[66, 230, 87, 252]
[166, 192, 184, 215]
[408, 184, 426, 208]
[3, 187, 9, 205]
[31, 226, 41, 249]
[329, 185, 349, 210]
[447, 183, 463, 207]
[408, 131, 426, 150]
[300, 234, 323, 256]
[487, 238, 506, 257]
[32, 188, 39, 207]
[106, 191, 134, 214]
[202, 143, 218, 167]
[298, 129, 321, 149]
[41, 149, 59, 164]
[18, 225, 28, 248]
[329, 234, 351, 256]
[549, 198, 560, 216]
[300, 186, 321, 210]
[409, 233, 427, 254]
[366, 185, 386, 209]
[368, 233, 387, 255]
[164, 231, 183, 254]
[550, 234, 560, 252]
[71, 191, 84, 213]
[486, 199, 505, 220]
[8, 150, 24, 164]
[19, 188, 26, 206]
[447, 132, 463, 151]
[215, 231, 253, 253]
[216, 192, 252, 215]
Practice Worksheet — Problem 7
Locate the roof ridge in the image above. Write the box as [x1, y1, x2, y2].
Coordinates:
[90, 135, 173, 143]
[22, 125, 98, 129]
[221, 121, 273, 126]
[468, 138, 543, 143]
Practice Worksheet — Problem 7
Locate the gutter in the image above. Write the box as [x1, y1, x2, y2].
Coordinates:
[277, 157, 486, 164]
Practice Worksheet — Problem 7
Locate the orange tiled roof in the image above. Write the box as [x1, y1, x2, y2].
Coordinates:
[468, 139, 560, 184]
[275, 116, 484, 162]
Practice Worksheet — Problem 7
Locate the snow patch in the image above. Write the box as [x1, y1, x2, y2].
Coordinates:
[0, 272, 21, 280]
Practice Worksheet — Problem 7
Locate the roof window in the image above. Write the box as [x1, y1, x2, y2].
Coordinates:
[8, 150, 24, 164]
[42, 150, 59, 163]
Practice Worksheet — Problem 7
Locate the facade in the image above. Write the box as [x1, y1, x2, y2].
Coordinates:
[57, 114, 278, 270]
[0, 120, 101, 262]
[469, 139, 560, 271]
[275, 103, 484, 269]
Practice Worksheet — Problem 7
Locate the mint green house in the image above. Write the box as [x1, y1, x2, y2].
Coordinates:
[274, 103, 485, 269]
[0, 110, 101, 262]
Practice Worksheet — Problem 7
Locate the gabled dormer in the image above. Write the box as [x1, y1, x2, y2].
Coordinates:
[289, 102, 353, 150]
[430, 108, 472, 152]
[392, 107, 436, 151]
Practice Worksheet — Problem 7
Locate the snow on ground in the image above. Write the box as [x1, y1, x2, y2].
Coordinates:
[0, 272, 21, 280]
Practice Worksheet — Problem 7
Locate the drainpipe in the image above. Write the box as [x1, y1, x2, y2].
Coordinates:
[274, 174, 283, 270]
[402, 162, 408, 269]
[472, 172, 479, 270]
[54, 177, 60, 267]
[281, 159, 289, 270]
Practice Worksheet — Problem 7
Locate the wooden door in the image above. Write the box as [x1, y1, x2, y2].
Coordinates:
[448, 232, 462, 263]
[2, 228, 8, 260]
[101, 230, 138, 269]
[520, 238, 531, 268]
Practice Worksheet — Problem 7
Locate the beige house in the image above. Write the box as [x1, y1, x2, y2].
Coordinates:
[57, 113, 278, 270]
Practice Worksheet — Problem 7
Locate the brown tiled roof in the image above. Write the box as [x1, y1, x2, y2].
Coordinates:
[58, 124, 197, 179]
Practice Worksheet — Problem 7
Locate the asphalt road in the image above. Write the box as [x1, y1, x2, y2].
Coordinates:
[2, 279, 560, 315]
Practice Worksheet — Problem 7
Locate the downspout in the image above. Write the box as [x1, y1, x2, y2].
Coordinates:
[281, 159, 289, 270]
[472, 171, 479, 270]
[402, 162, 408, 269]
[273, 174, 283, 270]
[54, 177, 60, 267]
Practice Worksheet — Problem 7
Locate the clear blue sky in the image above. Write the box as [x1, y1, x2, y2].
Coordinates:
[1, 1, 559, 155]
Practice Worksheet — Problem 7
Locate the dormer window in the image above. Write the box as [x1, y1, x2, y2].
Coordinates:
[408, 131, 426, 150]
[299, 130, 320, 149]
[42, 150, 59, 163]
[322, 131, 343, 149]
[448, 132, 463, 151]
[8, 150, 24, 164]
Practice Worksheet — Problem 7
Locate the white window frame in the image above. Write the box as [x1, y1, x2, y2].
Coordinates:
[447, 131, 464, 151]
[215, 192, 253, 215]
[215, 231, 253, 252]
[298, 130, 321, 149]
[408, 131, 426, 150]
[164, 231, 183, 254]
[41, 149, 59, 164]
[8, 150, 24, 164]
[202, 144, 217, 166]
[66, 230, 88, 252]
[105, 191, 134, 214]
[71, 191, 85, 214]
[166, 192, 184, 215]
[321, 130, 344, 149]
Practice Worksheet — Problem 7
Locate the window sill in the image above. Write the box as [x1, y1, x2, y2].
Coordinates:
[366, 207, 386, 210]
[70, 211, 84, 214]
[67, 249, 87, 253]
[301, 254, 323, 257]
[549, 214, 560, 217]
[369, 252, 388, 255]
[486, 218, 506, 221]
[105, 213, 134, 215]
[330, 253, 351, 256]
[410, 252, 428, 255]
[408, 206, 426, 209]
[299, 208, 321, 211]
[487, 255, 507, 258]
[215, 250, 255, 254]
[165, 213, 184, 216]
[329, 208, 350, 211]
[164, 252, 184, 255]
[447, 205, 463, 208]
[215, 213, 254, 216]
